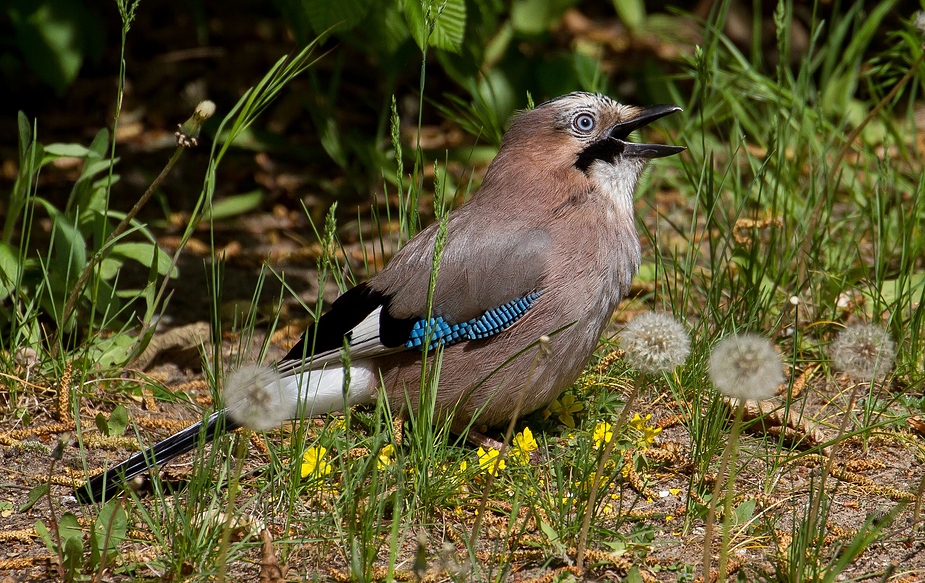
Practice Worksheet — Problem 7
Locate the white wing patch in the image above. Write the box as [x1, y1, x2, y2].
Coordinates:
[277, 306, 404, 376]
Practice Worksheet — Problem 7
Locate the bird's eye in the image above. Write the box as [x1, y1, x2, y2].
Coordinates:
[573, 113, 595, 133]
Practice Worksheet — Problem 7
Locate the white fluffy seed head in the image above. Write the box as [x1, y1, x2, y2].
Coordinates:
[828, 323, 896, 381]
[709, 333, 783, 401]
[223, 365, 291, 431]
[619, 312, 691, 373]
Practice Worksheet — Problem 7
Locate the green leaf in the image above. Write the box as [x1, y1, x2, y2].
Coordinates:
[37, 198, 87, 275]
[109, 242, 175, 277]
[87, 127, 110, 158]
[20, 484, 49, 512]
[611, 0, 645, 30]
[511, 0, 572, 35]
[95, 412, 109, 435]
[91, 499, 127, 567]
[58, 512, 83, 544]
[17, 111, 32, 163]
[734, 499, 756, 525]
[305, 0, 373, 34]
[42, 143, 95, 158]
[0, 242, 22, 301]
[624, 566, 644, 583]
[107, 405, 128, 436]
[8, 0, 90, 94]
[875, 272, 925, 308]
[63, 532, 83, 575]
[207, 190, 264, 221]
[86, 332, 136, 369]
[404, 0, 466, 53]
[34, 520, 55, 551]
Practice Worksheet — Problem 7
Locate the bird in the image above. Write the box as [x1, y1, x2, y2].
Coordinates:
[76, 92, 684, 503]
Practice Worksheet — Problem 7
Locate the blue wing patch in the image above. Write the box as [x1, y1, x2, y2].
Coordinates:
[405, 291, 542, 351]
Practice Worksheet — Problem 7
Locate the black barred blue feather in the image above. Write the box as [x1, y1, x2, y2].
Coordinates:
[405, 291, 542, 350]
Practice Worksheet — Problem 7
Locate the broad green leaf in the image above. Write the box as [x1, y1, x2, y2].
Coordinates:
[0, 242, 22, 301]
[42, 143, 94, 158]
[365, 3, 411, 55]
[404, 0, 466, 53]
[87, 127, 110, 157]
[306, 0, 373, 34]
[84, 332, 135, 369]
[95, 411, 109, 435]
[865, 272, 925, 310]
[20, 484, 49, 512]
[107, 405, 129, 436]
[511, 0, 561, 35]
[34, 520, 55, 550]
[91, 499, 127, 566]
[624, 566, 644, 583]
[8, 0, 88, 94]
[734, 499, 756, 525]
[110, 242, 174, 277]
[17, 111, 32, 163]
[37, 198, 87, 277]
[63, 533, 83, 574]
[611, 0, 645, 30]
[82, 159, 118, 181]
[207, 190, 264, 221]
[58, 512, 82, 544]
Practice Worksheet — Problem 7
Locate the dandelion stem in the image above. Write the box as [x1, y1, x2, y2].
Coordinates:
[576, 374, 643, 572]
[718, 400, 745, 581]
[216, 432, 248, 583]
[57, 146, 185, 344]
[806, 383, 859, 543]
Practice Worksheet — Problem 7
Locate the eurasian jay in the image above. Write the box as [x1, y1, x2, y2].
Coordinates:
[77, 92, 684, 503]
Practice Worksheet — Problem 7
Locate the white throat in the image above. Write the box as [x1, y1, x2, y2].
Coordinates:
[587, 157, 646, 217]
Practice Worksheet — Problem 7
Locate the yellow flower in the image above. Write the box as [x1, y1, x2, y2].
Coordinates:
[628, 413, 649, 431]
[377, 444, 395, 469]
[512, 427, 538, 463]
[592, 421, 613, 448]
[547, 394, 583, 428]
[459, 459, 468, 472]
[477, 446, 506, 476]
[301, 445, 332, 479]
[330, 418, 347, 432]
[629, 413, 662, 448]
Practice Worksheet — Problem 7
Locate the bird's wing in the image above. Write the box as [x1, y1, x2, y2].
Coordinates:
[278, 215, 551, 373]
[373, 213, 551, 321]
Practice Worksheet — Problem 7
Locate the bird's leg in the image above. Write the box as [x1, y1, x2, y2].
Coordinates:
[463, 428, 505, 451]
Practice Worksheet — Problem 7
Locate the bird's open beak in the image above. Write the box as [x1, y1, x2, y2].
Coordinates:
[609, 104, 685, 159]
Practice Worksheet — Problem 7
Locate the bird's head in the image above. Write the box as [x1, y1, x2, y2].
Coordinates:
[496, 92, 684, 176]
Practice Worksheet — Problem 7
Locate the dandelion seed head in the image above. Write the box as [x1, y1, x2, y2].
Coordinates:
[828, 323, 896, 381]
[194, 100, 216, 120]
[619, 312, 691, 373]
[915, 11, 925, 34]
[223, 365, 290, 431]
[709, 333, 783, 400]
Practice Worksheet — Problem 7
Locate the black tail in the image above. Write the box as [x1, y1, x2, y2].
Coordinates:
[76, 409, 241, 504]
